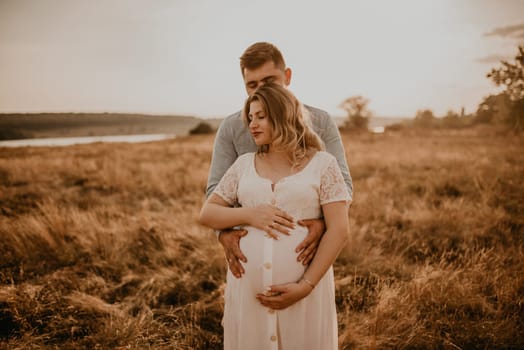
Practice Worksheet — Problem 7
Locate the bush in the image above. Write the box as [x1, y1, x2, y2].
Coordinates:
[189, 122, 214, 135]
[384, 122, 406, 132]
[0, 129, 30, 141]
[413, 110, 436, 128]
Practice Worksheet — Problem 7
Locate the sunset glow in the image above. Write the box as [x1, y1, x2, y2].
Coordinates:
[0, 0, 523, 118]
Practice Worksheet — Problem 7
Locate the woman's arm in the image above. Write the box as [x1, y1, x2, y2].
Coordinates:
[199, 194, 251, 230]
[298, 202, 349, 285]
[256, 200, 349, 309]
[299, 201, 349, 285]
[199, 194, 295, 236]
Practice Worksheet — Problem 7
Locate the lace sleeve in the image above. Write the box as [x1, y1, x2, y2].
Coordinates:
[320, 155, 351, 205]
[213, 158, 241, 206]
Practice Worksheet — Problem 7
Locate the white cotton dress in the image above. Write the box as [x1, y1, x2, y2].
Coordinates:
[213, 151, 350, 350]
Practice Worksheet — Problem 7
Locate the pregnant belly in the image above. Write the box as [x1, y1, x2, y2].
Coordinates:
[239, 225, 308, 293]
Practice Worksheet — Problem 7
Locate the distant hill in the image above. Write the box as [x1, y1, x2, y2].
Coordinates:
[0, 113, 216, 140]
[0, 113, 410, 141]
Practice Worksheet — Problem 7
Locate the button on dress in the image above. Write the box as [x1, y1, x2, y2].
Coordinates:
[214, 151, 350, 350]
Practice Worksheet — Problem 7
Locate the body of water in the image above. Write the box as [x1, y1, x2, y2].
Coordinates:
[0, 134, 176, 148]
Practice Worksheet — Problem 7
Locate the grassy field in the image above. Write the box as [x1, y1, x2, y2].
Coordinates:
[0, 126, 523, 349]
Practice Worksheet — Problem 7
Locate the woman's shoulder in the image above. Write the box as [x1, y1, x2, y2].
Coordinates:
[313, 151, 336, 163]
[308, 151, 339, 173]
[233, 152, 255, 167]
[237, 152, 255, 160]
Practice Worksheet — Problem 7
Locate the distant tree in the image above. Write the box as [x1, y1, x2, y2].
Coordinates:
[413, 109, 435, 128]
[474, 93, 511, 124]
[487, 45, 524, 130]
[189, 122, 214, 135]
[441, 110, 461, 128]
[339, 95, 371, 130]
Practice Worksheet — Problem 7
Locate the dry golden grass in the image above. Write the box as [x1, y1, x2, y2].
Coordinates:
[0, 128, 523, 349]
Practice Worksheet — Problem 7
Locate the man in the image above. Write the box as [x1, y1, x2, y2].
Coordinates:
[206, 42, 352, 278]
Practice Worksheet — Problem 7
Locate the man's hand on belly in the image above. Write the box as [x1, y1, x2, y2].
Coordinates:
[218, 228, 248, 278]
[295, 218, 326, 265]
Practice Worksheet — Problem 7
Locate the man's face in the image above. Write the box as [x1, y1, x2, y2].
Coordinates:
[243, 61, 291, 96]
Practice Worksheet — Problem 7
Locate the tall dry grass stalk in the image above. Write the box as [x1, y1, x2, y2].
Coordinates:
[0, 129, 522, 349]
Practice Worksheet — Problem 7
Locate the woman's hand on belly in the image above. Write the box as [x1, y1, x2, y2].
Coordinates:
[255, 280, 313, 310]
[245, 204, 295, 239]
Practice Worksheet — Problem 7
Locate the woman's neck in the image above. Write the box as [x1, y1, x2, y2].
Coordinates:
[264, 146, 290, 162]
[262, 145, 315, 168]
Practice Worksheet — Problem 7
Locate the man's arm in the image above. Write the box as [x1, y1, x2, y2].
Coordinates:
[206, 117, 239, 198]
[319, 112, 353, 199]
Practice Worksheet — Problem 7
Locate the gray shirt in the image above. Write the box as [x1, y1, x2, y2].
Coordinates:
[206, 104, 352, 200]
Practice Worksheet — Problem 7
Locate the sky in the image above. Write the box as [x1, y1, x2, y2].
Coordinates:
[0, 0, 523, 119]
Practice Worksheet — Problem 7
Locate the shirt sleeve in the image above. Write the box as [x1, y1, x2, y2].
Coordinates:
[320, 155, 351, 205]
[320, 113, 353, 201]
[206, 117, 239, 198]
[213, 157, 242, 206]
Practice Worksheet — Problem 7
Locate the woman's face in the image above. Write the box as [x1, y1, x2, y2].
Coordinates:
[248, 100, 273, 146]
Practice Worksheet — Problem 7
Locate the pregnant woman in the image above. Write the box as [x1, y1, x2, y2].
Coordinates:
[199, 83, 351, 350]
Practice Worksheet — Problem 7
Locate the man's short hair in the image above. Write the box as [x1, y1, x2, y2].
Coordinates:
[239, 42, 286, 77]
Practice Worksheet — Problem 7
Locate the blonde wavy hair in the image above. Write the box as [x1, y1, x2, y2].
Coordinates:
[243, 83, 325, 168]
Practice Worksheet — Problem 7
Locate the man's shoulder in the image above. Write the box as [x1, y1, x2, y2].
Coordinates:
[215, 111, 244, 140]
[303, 105, 334, 133]
[304, 104, 330, 119]
[220, 110, 243, 127]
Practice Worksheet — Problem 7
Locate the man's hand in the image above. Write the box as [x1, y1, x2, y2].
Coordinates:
[218, 228, 248, 278]
[255, 281, 312, 310]
[295, 218, 326, 265]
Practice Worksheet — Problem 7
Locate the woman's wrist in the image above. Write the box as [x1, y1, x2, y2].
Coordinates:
[301, 276, 315, 289]
[298, 276, 315, 295]
[240, 207, 253, 225]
